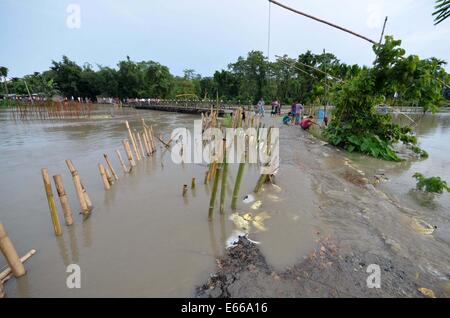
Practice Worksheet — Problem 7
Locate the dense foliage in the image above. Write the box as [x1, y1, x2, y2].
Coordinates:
[0, 51, 365, 103]
[323, 36, 447, 161]
[413, 173, 450, 194]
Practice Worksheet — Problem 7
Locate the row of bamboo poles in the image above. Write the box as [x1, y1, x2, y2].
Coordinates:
[0, 117, 159, 298]
[201, 108, 275, 220]
[7, 100, 94, 121]
[99, 119, 157, 190]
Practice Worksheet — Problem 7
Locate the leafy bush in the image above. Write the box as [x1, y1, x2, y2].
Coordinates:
[413, 173, 450, 194]
[323, 36, 445, 161]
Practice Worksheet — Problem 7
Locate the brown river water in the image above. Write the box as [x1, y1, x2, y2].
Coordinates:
[0, 105, 449, 297]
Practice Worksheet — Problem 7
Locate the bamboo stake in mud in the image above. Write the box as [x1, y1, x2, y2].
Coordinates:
[98, 164, 110, 190]
[65, 160, 90, 215]
[53, 175, 74, 226]
[191, 177, 196, 189]
[122, 139, 136, 167]
[208, 163, 222, 220]
[0, 223, 26, 277]
[231, 156, 246, 211]
[219, 139, 228, 215]
[103, 154, 119, 181]
[115, 149, 129, 173]
[125, 120, 141, 161]
[41, 168, 62, 236]
[182, 184, 188, 196]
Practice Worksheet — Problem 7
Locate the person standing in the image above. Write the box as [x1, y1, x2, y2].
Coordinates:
[257, 97, 265, 117]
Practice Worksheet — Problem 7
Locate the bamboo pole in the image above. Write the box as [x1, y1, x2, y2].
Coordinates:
[122, 139, 136, 167]
[150, 125, 156, 151]
[103, 154, 119, 181]
[104, 166, 114, 185]
[115, 149, 129, 173]
[219, 140, 228, 215]
[41, 168, 62, 236]
[0, 223, 26, 277]
[0, 249, 36, 283]
[231, 156, 246, 211]
[125, 121, 141, 161]
[182, 184, 188, 196]
[191, 177, 196, 189]
[254, 174, 268, 194]
[268, 0, 376, 44]
[0, 282, 4, 298]
[80, 182, 93, 212]
[53, 175, 74, 226]
[133, 131, 143, 159]
[65, 160, 90, 215]
[136, 131, 146, 158]
[98, 164, 110, 190]
[142, 132, 151, 156]
[208, 163, 222, 220]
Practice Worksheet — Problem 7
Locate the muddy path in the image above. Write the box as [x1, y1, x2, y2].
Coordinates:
[196, 123, 450, 298]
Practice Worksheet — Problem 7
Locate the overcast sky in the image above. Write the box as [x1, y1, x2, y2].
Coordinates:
[0, 0, 449, 78]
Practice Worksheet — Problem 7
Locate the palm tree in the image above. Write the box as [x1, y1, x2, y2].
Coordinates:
[0, 66, 9, 95]
[433, 0, 450, 25]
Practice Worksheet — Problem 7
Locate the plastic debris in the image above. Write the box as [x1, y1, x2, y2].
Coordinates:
[411, 217, 435, 235]
[243, 194, 255, 204]
[229, 212, 271, 232]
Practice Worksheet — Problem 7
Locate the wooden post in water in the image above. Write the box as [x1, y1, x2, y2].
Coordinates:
[115, 149, 129, 173]
[41, 168, 62, 236]
[53, 175, 74, 226]
[98, 164, 110, 190]
[125, 121, 141, 161]
[65, 160, 90, 215]
[104, 166, 114, 185]
[142, 132, 151, 156]
[80, 182, 93, 212]
[103, 154, 119, 181]
[0, 223, 26, 277]
[182, 184, 188, 196]
[122, 139, 136, 167]
[136, 132, 146, 158]
[191, 177, 196, 189]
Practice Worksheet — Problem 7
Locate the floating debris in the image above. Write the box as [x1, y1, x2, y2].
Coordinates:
[229, 211, 271, 232]
[411, 217, 435, 236]
[250, 200, 262, 210]
[418, 287, 436, 298]
[243, 194, 255, 204]
[267, 194, 281, 202]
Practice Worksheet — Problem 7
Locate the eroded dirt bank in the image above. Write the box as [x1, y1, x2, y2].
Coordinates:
[196, 124, 450, 298]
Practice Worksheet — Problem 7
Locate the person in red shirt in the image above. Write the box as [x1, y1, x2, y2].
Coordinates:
[300, 116, 317, 130]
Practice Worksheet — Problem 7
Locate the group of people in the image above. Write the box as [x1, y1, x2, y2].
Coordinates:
[255, 98, 282, 117]
[255, 97, 328, 130]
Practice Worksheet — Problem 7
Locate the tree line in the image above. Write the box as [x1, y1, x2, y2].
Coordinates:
[1, 47, 448, 106]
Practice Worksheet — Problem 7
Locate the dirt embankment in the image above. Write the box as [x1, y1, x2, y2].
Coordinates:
[196, 125, 450, 298]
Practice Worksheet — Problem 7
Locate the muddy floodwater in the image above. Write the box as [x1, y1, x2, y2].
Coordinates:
[1, 105, 449, 297]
